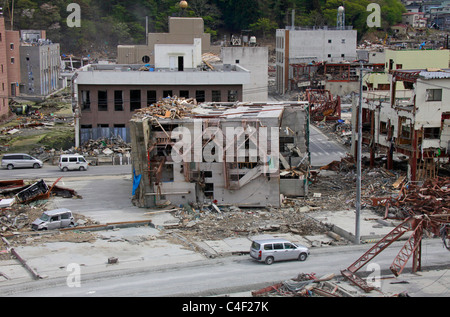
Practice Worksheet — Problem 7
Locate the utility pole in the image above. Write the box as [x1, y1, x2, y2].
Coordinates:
[355, 61, 364, 245]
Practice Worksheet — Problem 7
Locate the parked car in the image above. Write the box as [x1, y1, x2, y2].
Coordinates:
[250, 238, 309, 265]
[58, 154, 88, 171]
[1, 153, 43, 170]
[31, 208, 75, 230]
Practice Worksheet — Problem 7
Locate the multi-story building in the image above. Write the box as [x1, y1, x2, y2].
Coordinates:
[364, 48, 450, 91]
[402, 12, 427, 28]
[19, 30, 61, 96]
[0, 14, 20, 119]
[358, 68, 450, 181]
[73, 42, 250, 145]
[275, 26, 357, 94]
[129, 101, 310, 208]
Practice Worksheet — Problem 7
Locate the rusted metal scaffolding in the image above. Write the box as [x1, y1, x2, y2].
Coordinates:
[306, 89, 341, 121]
[341, 177, 450, 292]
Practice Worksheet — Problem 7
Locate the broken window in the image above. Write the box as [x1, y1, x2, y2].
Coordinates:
[204, 183, 214, 199]
[98, 90, 107, 111]
[380, 121, 388, 135]
[114, 90, 123, 111]
[212, 90, 221, 102]
[147, 90, 157, 105]
[424, 127, 440, 139]
[179, 90, 189, 98]
[426, 89, 442, 101]
[399, 117, 412, 143]
[196, 90, 205, 103]
[227, 90, 238, 102]
[163, 90, 172, 98]
[130, 90, 141, 111]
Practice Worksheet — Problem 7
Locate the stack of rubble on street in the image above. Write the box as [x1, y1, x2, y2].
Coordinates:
[163, 203, 331, 242]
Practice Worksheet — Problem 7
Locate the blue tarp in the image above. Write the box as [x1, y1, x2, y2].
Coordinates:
[132, 169, 142, 195]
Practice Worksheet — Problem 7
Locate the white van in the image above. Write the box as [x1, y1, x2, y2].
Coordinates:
[58, 154, 88, 171]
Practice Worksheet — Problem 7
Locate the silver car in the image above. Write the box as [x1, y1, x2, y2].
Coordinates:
[31, 208, 75, 231]
[1, 153, 43, 170]
[250, 238, 309, 265]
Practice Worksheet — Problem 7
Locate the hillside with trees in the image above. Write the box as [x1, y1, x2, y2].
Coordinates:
[2, 0, 405, 57]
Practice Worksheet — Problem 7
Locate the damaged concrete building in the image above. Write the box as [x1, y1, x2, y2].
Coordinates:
[130, 101, 309, 208]
[358, 68, 450, 181]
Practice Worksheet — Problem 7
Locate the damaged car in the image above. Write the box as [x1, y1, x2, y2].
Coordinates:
[31, 208, 75, 231]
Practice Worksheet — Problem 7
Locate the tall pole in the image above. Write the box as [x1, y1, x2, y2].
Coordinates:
[355, 61, 363, 245]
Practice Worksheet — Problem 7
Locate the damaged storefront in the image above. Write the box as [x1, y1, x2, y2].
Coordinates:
[130, 100, 310, 208]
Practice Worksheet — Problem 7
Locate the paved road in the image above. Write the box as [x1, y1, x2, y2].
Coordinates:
[309, 125, 348, 167]
[4, 239, 449, 297]
[0, 164, 131, 181]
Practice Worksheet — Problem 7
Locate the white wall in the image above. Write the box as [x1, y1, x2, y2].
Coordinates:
[221, 46, 268, 102]
[289, 29, 357, 62]
[154, 38, 202, 69]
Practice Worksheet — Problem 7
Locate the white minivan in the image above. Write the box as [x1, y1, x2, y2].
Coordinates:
[250, 238, 310, 265]
[58, 154, 88, 171]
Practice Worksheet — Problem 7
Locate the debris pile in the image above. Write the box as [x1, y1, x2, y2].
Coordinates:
[77, 136, 131, 157]
[133, 96, 197, 119]
[314, 120, 352, 147]
[309, 161, 403, 212]
[0, 178, 83, 235]
[164, 203, 330, 241]
[383, 176, 450, 221]
[252, 273, 361, 297]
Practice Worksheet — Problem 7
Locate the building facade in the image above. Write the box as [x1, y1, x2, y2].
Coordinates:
[0, 15, 20, 119]
[276, 26, 357, 94]
[129, 102, 310, 208]
[73, 62, 250, 145]
[117, 17, 212, 65]
[19, 33, 61, 96]
[221, 46, 268, 102]
[358, 69, 450, 181]
[364, 49, 450, 91]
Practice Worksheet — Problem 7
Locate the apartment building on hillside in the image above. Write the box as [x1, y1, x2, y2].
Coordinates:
[0, 14, 20, 119]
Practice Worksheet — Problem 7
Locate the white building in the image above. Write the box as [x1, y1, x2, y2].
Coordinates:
[221, 46, 268, 102]
[275, 26, 357, 94]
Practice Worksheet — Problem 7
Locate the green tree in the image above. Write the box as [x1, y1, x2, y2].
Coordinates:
[249, 17, 278, 38]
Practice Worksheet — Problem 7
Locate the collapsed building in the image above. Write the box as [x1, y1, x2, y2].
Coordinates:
[129, 101, 310, 208]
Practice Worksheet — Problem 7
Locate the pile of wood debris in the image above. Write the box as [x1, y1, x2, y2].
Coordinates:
[133, 96, 197, 120]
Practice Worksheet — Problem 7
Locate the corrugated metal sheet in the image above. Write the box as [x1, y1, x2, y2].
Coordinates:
[419, 70, 450, 79]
